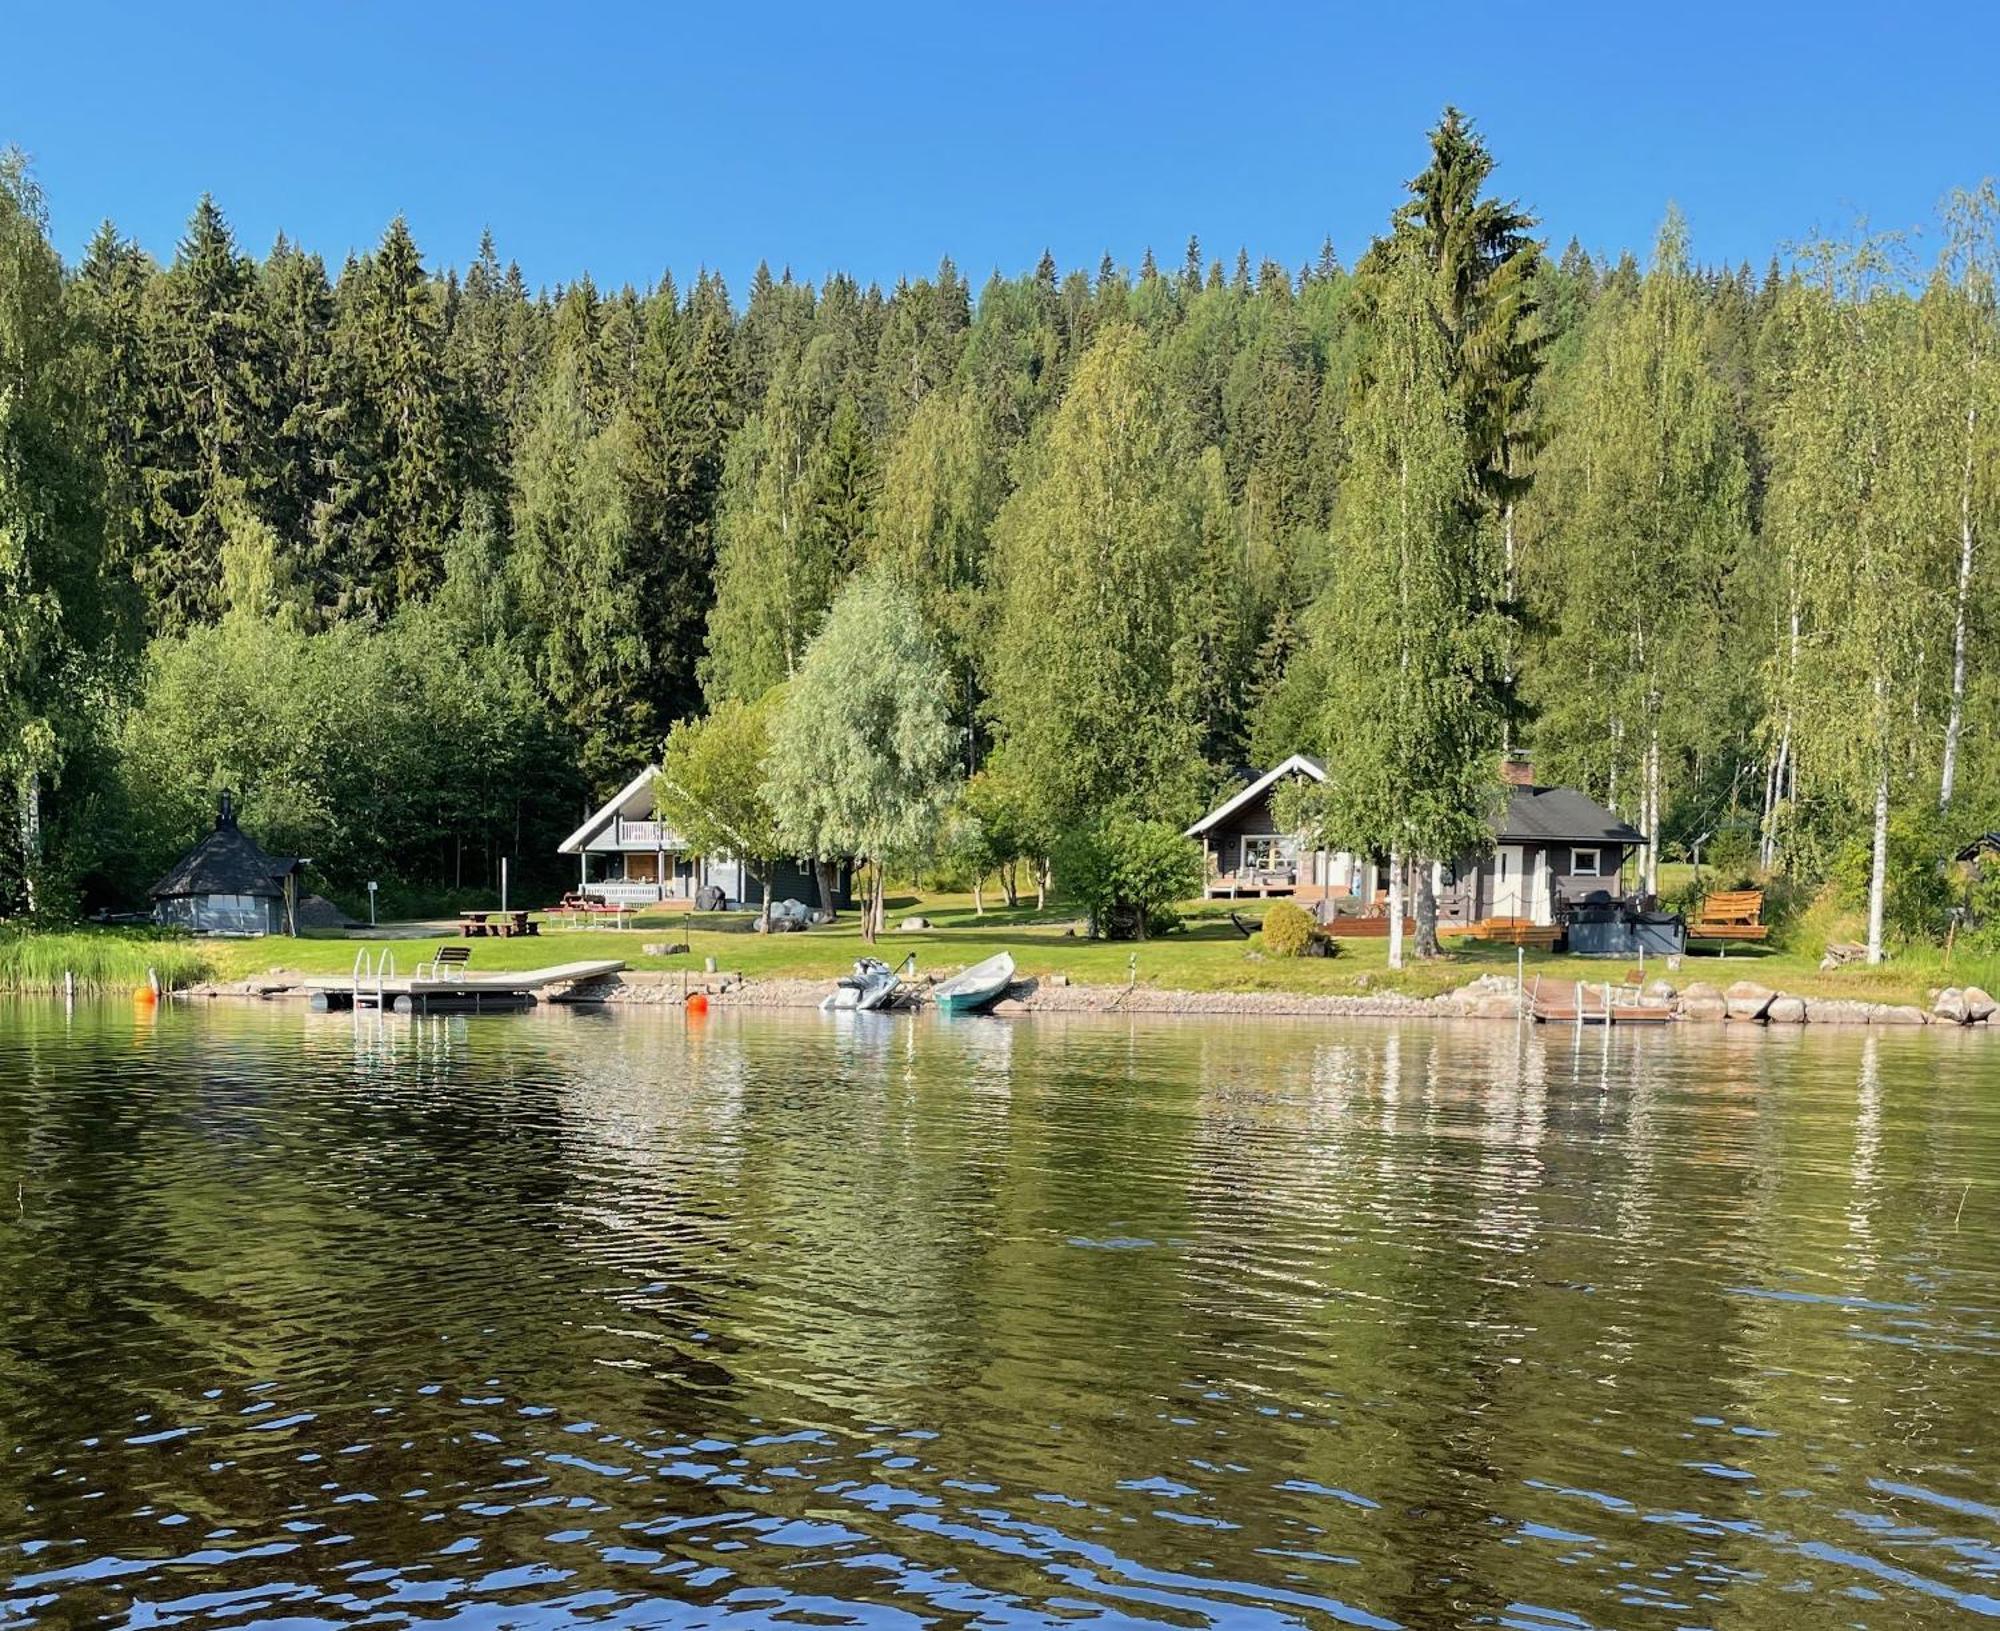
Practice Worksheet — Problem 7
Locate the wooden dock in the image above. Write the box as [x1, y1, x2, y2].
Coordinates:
[1528, 976, 1675, 1026]
[306, 956, 626, 1015]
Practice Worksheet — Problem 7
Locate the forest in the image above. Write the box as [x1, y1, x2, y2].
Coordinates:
[1, 111, 1995, 961]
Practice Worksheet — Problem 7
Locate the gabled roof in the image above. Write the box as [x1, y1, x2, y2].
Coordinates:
[150, 803, 302, 900]
[557, 765, 690, 855]
[1499, 785, 1646, 846]
[1185, 754, 1326, 837]
[1184, 757, 1645, 848]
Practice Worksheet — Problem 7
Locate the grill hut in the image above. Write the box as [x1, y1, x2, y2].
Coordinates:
[149, 792, 305, 936]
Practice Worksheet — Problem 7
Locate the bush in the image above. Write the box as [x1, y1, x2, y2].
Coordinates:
[1054, 816, 1203, 940]
[1262, 901, 1317, 957]
[1830, 807, 1955, 943]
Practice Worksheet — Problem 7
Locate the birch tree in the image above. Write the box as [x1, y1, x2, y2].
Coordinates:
[1931, 185, 2000, 811]
[1768, 236, 1940, 963]
[1527, 211, 1750, 891]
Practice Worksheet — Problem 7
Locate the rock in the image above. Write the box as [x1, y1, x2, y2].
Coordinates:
[641, 942, 688, 957]
[1874, 1004, 1928, 1026]
[1680, 994, 1727, 1022]
[1766, 995, 1807, 1024]
[1681, 980, 1721, 1000]
[1645, 979, 1677, 1000]
[1458, 993, 1523, 1019]
[1724, 980, 1777, 1022]
[1050, 973, 1070, 988]
[1934, 987, 1970, 1024]
[1808, 999, 1875, 1025]
[989, 997, 1028, 1017]
[1963, 986, 1996, 1022]
[899, 916, 931, 931]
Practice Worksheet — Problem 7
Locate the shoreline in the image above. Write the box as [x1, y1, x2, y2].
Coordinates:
[168, 968, 1999, 1028]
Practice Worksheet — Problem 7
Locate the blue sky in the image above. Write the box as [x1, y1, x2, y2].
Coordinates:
[12, 2, 1997, 292]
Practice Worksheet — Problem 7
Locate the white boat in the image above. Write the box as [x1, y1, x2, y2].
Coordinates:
[931, 951, 1016, 1015]
[821, 955, 910, 1012]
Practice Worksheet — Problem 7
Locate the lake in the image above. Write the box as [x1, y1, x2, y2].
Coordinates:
[0, 1001, 1995, 1629]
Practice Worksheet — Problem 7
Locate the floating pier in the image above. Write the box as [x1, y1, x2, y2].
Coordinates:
[1528, 976, 1675, 1026]
[306, 954, 626, 1015]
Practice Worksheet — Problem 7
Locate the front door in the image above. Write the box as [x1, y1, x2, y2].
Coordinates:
[1493, 845, 1529, 919]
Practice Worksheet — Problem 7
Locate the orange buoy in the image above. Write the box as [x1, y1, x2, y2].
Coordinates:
[133, 985, 158, 1007]
[685, 992, 709, 1017]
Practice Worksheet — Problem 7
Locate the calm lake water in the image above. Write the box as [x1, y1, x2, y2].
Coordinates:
[0, 1002, 1996, 1629]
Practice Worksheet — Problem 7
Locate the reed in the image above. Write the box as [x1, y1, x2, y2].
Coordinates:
[0, 929, 216, 994]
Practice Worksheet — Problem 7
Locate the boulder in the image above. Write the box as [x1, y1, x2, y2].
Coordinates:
[1681, 980, 1721, 1000]
[899, 916, 932, 932]
[1934, 988, 1970, 1025]
[1455, 992, 1523, 1019]
[1680, 994, 1728, 1022]
[989, 997, 1028, 1017]
[642, 941, 688, 957]
[1808, 999, 1875, 1026]
[1963, 986, 1997, 1023]
[1644, 979, 1678, 1000]
[1724, 980, 1777, 1022]
[1874, 1004, 1929, 1026]
[1766, 995, 1807, 1024]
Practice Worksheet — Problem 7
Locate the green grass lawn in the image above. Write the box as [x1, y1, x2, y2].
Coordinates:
[182, 892, 2000, 1008]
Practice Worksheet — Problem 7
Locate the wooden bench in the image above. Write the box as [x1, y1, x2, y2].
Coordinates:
[1446, 916, 1563, 949]
[1689, 889, 1769, 943]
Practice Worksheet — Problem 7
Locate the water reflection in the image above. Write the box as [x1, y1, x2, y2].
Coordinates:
[0, 1001, 1994, 1627]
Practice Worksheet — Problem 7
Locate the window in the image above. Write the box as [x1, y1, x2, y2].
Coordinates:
[1571, 847, 1602, 877]
[1241, 836, 1295, 875]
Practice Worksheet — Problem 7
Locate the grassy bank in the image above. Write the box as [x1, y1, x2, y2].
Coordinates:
[0, 929, 217, 993]
[184, 894, 2000, 1011]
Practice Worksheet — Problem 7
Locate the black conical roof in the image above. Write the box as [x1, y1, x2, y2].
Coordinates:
[148, 794, 301, 900]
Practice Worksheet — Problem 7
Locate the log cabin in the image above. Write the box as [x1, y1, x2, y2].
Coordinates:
[1185, 755, 1647, 931]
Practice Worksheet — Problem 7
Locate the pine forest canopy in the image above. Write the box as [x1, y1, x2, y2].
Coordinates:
[2, 115, 1998, 966]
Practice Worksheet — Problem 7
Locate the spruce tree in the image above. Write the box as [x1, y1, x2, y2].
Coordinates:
[141, 195, 272, 628]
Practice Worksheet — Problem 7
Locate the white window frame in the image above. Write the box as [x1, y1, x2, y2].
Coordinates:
[1571, 847, 1602, 878]
[1241, 835, 1293, 874]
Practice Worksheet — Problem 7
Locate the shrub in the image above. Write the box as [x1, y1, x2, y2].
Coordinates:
[1830, 808, 1955, 943]
[1054, 816, 1203, 940]
[1262, 900, 1317, 957]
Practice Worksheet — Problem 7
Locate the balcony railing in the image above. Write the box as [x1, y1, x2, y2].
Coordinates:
[613, 818, 667, 847]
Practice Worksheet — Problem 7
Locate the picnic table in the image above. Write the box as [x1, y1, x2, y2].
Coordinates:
[552, 896, 637, 930]
[458, 909, 539, 938]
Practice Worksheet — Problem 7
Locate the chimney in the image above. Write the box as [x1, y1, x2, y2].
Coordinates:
[1501, 753, 1535, 788]
[217, 789, 238, 830]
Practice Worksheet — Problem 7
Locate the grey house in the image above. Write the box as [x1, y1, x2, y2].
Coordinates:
[1430, 781, 1648, 927]
[150, 793, 306, 936]
[1186, 757, 1647, 928]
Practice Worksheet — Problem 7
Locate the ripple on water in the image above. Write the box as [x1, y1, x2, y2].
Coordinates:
[0, 1001, 1994, 1627]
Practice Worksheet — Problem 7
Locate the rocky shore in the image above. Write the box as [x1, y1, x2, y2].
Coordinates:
[179, 967, 2000, 1028]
